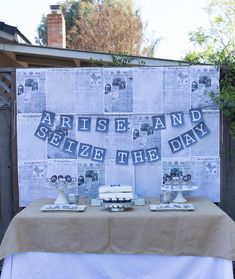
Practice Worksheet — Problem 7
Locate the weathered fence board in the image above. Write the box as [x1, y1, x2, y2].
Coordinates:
[220, 114, 235, 219]
[0, 69, 14, 242]
[0, 108, 13, 240]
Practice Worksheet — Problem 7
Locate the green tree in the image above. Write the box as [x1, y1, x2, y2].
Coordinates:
[185, 0, 235, 64]
[185, 0, 235, 137]
[35, 15, 47, 45]
[67, 0, 143, 55]
[35, 0, 159, 57]
[35, 0, 89, 45]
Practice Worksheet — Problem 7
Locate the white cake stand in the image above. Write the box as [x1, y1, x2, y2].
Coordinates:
[47, 177, 76, 205]
[172, 186, 198, 203]
[53, 188, 68, 204]
[102, 199, 134, 212]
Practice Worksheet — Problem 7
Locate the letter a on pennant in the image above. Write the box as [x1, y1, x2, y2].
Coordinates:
[40, 110, 55, 127]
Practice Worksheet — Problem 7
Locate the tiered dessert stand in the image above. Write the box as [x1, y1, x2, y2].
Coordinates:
[162, 173, 198, 203]
[99, 185, 135, 212]
[47, 175, 77, 204]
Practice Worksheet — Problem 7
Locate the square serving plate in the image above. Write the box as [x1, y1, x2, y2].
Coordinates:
[149, 203, 195, 211]
[40, 204, 86, 212]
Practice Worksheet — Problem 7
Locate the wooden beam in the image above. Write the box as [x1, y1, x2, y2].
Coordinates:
[0, 67, 18, 73]
[16, 55, 76, 67]
[1, 43, 192, 66]
[10, 70, 21, 214]
[0, 52, 26, 67]
[73, 59, 81, 67]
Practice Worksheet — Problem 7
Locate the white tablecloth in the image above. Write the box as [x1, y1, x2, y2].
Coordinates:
[1, 252, 233, 279]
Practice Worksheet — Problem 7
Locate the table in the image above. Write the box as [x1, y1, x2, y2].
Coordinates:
[0, 197, 235, 279]
[1, 252, 233, 279]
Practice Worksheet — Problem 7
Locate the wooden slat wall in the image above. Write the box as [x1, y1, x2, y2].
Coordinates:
[0, 108, 13, 240]
[220, 114, 235, 220]
[0, 69, 14, 241]
[10, 71, 19, 215]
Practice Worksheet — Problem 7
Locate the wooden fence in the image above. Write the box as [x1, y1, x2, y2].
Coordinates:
[220, 114, 235, 219]
[0, 67, 234, 242]
[0, 68, 15, 241]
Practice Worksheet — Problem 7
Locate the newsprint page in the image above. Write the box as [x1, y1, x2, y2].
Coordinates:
[16, 66, 220, 206]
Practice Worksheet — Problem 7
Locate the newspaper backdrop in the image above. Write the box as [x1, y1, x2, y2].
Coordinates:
[16, 66, 220, 206]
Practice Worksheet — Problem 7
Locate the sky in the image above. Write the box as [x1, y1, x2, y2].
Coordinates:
[0, 0, 210, 60]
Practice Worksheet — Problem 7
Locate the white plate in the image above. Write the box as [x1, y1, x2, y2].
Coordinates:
[149, 203, 194, 211]
[161, 186, 198, 191]
[40, 204, 86, 212]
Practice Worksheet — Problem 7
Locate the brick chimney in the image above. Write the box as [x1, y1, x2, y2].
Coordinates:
[47, 5, 66, 48]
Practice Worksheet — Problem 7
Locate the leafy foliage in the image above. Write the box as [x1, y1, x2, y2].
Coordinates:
[35, 15, 47, 45]
[67, 1, 147, 55]
[35, 0, 82, 45]
[184, 0, 235, 137]
[111, 52, 146, 66]
[211, 61, 235, 137]
[35, 0, 159, 57]
[186, 0, 235, 59]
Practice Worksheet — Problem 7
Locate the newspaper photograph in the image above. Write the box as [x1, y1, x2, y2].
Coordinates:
[16, 69, 46, 113]
[18, 161, 48, 207]
[133, 67, 164, 113]
[163, 67, 190, 112]
[132, 115, 161, 151]
[77, 160, 105, 198]
[190, 157, 220, 201]
[190, 65, 220, 110]
[162, 158, 191, 184]
[46, 68, 76, 113]
[164, 67, 190, 90]
[75, 68, 103, 114]
[104, 68, 133, 113]
[161, 158, 195, 195]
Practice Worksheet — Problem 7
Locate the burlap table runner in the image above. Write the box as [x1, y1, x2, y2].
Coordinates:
[0, 197, 235, 260]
